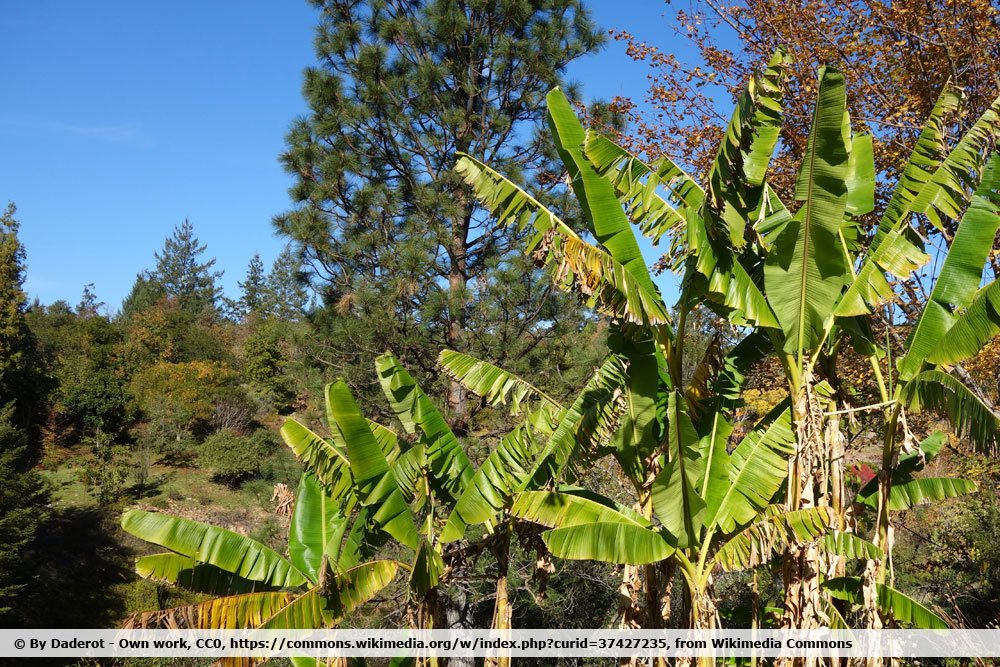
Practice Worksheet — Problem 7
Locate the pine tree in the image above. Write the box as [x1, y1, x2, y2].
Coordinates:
[275, 0, 603, 419]
[146, 219, 222, 315]
[237, 253, 267, 320]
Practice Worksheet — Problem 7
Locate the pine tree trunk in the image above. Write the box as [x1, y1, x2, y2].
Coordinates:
[442, 586, 474, 667]
[446, 216, 470, 426]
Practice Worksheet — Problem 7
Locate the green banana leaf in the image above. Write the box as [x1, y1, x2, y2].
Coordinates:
[290, 472, 351, 583]
[375, 352, 473, 502]
[121, 510, 308, 588]
[543, 522, 674, 566]
[326, 380, 420, 550]
[437, 348, 562, 415]
[823, 576, 948, 629]
[714, 507, 833, 572]
[763, 66, 851, 357]
[134, 552, 277, 595]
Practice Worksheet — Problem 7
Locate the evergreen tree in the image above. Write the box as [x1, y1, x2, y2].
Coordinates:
[0, 203, 40, 432]
[0, 410, 48, 619]
[119, 273, 166, 320]
[146, 219, 222, 315]
[275, 0, 603, 419]
[264, 245, 309, 321]
[76, 283, 103, 318]
[237, 253, 267, 320]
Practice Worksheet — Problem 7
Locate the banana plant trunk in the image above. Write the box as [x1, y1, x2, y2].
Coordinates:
[781, 373, 830, 667]
[486, 527, 513, 667]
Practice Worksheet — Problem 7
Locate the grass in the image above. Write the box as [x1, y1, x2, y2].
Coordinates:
[39, 441, 302, 514]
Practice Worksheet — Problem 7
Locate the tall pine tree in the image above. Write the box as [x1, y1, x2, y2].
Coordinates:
[275, 0, 604, 420]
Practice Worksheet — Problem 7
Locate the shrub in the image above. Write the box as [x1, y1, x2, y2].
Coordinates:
[199, 428, 276, 486]
[81, 431, 131, 505]
[131, 360, 239, 449]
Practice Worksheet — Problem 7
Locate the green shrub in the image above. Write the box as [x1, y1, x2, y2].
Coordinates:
[81, 432, 131, 506]
[199, 428, 276, 486]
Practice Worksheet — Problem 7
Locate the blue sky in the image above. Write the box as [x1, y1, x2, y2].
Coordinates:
[2, 1, 705, 310]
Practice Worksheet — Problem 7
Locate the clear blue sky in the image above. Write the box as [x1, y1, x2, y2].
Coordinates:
[2, 1, 706, 311]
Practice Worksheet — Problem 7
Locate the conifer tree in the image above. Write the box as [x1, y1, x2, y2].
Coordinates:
[146, 219, 222, 315]
[0, 203, 40, 430]
[264, 246, 309, 322]
[275, 0, 604, 419]
[237, 253, 267, 320]
[0, 204, 47, 621]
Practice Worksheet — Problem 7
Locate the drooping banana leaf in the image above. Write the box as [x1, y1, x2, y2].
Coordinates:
[546, 88, 664, 309]
[510, 490, 648, 529]
[408, 540, 444, 599]
[121, 510, 308, 588]
[928, 279, 1000, 366]
[583, 132, 693, 243]
[823, 576, 948, 629]
[714, 507, 834, 572]
[134, 552, 278, 595]
[280, 417, 354, 502]
[855, 431, 947, 506]
[542, 522, 674, 566]
[863, 477, 978, 511]
[454, 154, 671, 326]
[437, 348, 562, 415]
[821, 532, 881, 560]
[557, 486, 652, 526]
[258, 560, 399, 630]
[903, 370, 1000, 454]
[123, 591, 295, 629]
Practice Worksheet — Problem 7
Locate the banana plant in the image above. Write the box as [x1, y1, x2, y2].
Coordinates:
[457, 48, 999, 636]
[585, 64, 999, 630]
[508, 405, 835, 631]
[436, 346, 629, 647]
[455, 58, 838, 633]
[121, 385, 403, 667]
